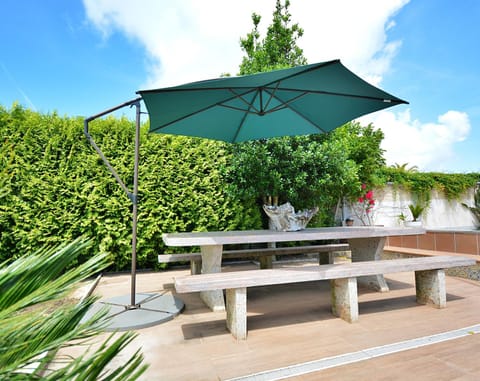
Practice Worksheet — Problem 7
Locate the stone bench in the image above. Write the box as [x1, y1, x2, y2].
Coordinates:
[159, 243, 350, 274]
[174, 255, 475, 339]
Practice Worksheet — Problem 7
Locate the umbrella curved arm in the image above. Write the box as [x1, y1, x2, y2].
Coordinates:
[83, 97, 142, 204]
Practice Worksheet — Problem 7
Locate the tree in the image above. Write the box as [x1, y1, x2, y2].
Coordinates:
[391, 163, 419, 173]
[223, 134, 359, 224]
[330, 122, 386, 188]
[225, 0, 321, 223]
[239, 0, 307, 75]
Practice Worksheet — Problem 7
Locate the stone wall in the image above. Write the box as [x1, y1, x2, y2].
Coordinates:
[343, 184, 477, 229]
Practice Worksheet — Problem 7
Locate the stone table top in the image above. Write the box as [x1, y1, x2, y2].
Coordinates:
[163, 226, 425, 247]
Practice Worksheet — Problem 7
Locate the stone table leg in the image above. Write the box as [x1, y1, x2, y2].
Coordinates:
[348, 237, 389, 292]
[200, 245, 225, 311]
[259, 242, 275, 269]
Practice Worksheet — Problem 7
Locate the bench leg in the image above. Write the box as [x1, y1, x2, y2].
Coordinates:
[226, 288, 247, 340]
[190, 259, 202, 275]
[319, 252, 334, 265]
[259, 256, 273, 269]
[331, 277, 358, 323]
[415, 269, 446, 308]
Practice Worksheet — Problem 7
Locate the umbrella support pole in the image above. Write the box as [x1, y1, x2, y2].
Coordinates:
[84, 98, 184, 330]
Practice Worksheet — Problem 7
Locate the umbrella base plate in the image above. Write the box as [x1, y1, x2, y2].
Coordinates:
[83, 292, 185, 331]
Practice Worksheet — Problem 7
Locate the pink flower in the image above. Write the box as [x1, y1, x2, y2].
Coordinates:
[355, 185, 376, 225]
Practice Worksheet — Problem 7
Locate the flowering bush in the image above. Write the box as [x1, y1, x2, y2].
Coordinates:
[353, 184, 376, 225]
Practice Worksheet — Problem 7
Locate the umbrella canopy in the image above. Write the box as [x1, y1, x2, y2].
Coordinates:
[138, 59, 407, 143]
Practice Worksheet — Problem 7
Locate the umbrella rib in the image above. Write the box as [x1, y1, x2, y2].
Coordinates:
[268, 91, 329, 134]
[261, 81, 281, 113]
[262, 89, 309, 114]
[228, 88, 261, 114]
[230, 91, 260, 142]
[232, 111, 249, 143]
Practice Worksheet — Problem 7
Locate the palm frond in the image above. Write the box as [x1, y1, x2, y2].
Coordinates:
[0, 238, 148, 380]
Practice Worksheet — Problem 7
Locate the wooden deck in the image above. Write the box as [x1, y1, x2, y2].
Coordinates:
[90, 260, 480, 380]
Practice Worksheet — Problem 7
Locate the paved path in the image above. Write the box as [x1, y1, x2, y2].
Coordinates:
[90, 261, 480, 380]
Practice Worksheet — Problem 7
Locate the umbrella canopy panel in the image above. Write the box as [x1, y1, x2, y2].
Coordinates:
[138, 60, 407, 143]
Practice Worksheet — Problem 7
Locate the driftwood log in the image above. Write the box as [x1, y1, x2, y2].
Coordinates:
[263, 202, 318, 231]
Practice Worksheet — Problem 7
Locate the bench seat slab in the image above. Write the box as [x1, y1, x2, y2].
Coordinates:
[226, 288, 247, 340]
[415, 269, 446, 308]
[331, 278, 359, 323]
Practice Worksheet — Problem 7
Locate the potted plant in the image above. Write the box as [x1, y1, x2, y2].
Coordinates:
[405, 203, 426, 227]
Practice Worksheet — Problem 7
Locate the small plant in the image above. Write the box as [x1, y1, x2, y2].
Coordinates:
[408, 203, 426, 222]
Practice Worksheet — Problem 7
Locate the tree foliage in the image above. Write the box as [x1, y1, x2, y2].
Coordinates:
[329, 122, 386, 189]
[239, 0, 307, 75]
[222, 121, 386, 225]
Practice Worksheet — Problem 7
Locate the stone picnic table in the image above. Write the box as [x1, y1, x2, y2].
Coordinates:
[162, 226, 426, 311]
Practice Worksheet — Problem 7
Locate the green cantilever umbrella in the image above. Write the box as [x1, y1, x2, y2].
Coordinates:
[138, 59, 407, 142]
[84, 59, 407, 329]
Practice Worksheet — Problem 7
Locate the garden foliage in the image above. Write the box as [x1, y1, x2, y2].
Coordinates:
[0, 105, 261, 269]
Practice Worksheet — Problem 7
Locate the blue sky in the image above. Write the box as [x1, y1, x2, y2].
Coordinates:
[1, 0, 479, 173]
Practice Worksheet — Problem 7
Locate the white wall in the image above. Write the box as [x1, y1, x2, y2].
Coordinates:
[343, 185, 477, 229]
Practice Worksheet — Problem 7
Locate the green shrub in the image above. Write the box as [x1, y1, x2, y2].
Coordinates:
[379, 167, 480, 202]
[0, 105, 261, 269]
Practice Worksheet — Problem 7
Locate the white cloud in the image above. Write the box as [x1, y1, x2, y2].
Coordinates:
[362, 109, 471, 171]
[82, 0, 409, 88]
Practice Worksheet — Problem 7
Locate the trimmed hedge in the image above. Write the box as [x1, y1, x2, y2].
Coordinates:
[0, 105, 261, 270]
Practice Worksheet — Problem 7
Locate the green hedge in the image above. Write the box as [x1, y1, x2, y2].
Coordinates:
[0, 105, 261, 270]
